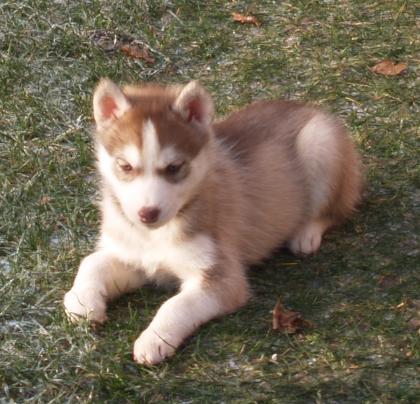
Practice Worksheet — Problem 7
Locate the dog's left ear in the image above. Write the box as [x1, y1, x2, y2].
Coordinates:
[172, 81, 214, 126]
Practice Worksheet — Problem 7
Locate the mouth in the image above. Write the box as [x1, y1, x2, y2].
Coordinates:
[140, 220, 162, 229]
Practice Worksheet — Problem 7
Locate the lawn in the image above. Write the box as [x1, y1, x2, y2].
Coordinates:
[0, 0, 418, 402]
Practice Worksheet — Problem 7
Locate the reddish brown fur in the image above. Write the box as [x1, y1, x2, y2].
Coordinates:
[98, 84, 362, 264]
[327, 131, 363, 222]
[65, 79, 363, 365]
[214, 100, 316, 161]
[97, 85, 209, 159]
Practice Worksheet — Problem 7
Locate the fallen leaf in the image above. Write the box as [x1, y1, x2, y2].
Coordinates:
[370, 59, 407, 76]
[232, 12, 261, 27]
[378, 274, 401, 289]
[121, 43, 155, 64]
[272, 301, 313, 334]
[90, 30, 156, 64]
[90, 30, 123, 53]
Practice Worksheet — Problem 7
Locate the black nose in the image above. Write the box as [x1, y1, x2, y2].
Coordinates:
[138, 207, 160, 224]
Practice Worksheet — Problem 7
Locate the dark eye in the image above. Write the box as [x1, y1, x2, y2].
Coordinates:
[121, 164, 133, 172]
[165, 162, 184, 175]
[117, 159, 133, 172]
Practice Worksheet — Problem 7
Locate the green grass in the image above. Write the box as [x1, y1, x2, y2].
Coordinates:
[1, 0, 419, 402]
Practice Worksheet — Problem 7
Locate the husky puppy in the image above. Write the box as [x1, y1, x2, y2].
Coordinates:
[64, 79, 362, 364]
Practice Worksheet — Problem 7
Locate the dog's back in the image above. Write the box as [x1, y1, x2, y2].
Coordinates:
[213, 100, 362, 261]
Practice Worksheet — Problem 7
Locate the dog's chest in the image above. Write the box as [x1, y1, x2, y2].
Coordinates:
[100, 222, 216, 282]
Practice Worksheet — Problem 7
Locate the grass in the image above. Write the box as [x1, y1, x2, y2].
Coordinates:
[0, 0, 419, 402]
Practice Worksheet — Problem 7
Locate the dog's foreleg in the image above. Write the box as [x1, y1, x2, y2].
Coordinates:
[133, 269, 249, 365]
[64, 251, 146, 323]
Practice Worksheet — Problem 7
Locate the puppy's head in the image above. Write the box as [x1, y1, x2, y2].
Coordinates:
[93, 79, 215, 228]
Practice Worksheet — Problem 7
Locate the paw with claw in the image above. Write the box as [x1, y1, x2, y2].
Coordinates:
[133, 327, 178, 365]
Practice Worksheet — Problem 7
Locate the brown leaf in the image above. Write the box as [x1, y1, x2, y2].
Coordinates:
[91, 30, 118, 52]
[232, 12, 261, 27]
[370, 59, 407, 76]
[121, 44, 155, 64]
[272, 301, 313, 334]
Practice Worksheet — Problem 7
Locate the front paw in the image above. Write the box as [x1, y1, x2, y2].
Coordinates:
[133, 327, 177, 365]
[63, 288, 108, 324]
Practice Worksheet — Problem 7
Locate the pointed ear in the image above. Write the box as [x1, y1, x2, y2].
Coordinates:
[93, 79, 131, 130]
[172, 81, 214, 126]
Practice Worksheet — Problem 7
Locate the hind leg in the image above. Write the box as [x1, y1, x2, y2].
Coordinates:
[288, 217, 332, 255]
[288, 113, 343, 256]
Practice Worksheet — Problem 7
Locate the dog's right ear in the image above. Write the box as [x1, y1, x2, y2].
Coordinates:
[93, 79, 131, 130]
[172, 81, 214, 127]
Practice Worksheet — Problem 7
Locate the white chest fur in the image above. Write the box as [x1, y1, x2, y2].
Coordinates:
[98, 200, 216, 283]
